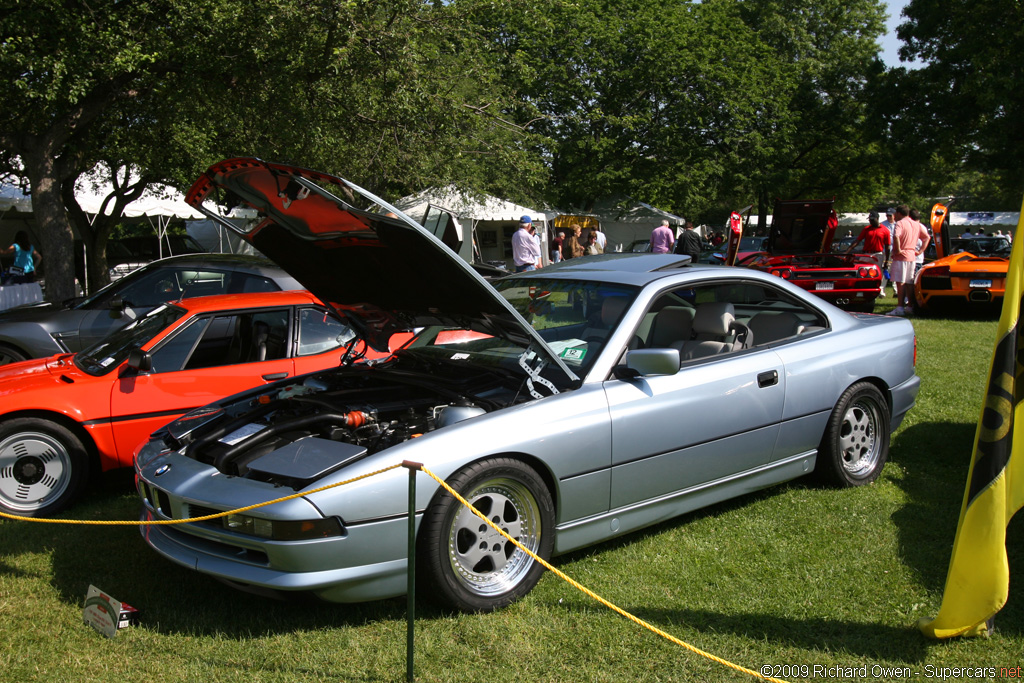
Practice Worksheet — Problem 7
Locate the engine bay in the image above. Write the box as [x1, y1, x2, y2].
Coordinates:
[161, 361, 522, 487]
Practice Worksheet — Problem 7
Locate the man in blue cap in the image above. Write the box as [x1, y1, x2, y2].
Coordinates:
[512, 215, 541, 272]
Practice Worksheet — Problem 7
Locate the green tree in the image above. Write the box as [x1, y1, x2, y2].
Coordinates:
[1, 0, 538, 299]
[890, 0, 1024, 207]
[473, 0, 890, 225]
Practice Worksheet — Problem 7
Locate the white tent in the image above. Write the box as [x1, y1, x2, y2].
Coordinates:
[1, 170, 258, 259]
[394, 185, 550, 267]
[569, 197, 685, 251]
[73, 170, 207, 259]
[838, 211, 1021, 232]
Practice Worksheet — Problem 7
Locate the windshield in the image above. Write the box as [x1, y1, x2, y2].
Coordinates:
[493, 278, 639, 375]
[74, 304, 186, 376]
[952, 238, 1011, 257]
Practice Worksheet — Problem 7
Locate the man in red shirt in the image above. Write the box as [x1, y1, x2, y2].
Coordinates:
[847, 210, 891, 294]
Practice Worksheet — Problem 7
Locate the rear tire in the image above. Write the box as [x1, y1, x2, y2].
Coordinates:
[0, 418, 89, 517]
[418, 457, 554, 612]
[815, 382, 890, 487]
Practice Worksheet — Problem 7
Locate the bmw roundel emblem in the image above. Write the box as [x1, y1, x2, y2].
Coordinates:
[154, 464, 171, 476]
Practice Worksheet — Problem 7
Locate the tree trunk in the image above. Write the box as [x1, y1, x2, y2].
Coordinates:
[85, 232, 112, 293]
[21, 151, 78, 303]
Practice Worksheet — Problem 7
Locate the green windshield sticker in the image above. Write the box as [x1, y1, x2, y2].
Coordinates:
[560, 348, 587, 361]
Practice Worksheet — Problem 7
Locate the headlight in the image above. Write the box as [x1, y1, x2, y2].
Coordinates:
[221, 514, 345, 540]
[135, 440, 167, 469]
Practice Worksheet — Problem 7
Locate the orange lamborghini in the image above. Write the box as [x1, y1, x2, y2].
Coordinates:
[915, 202, 1012, 311]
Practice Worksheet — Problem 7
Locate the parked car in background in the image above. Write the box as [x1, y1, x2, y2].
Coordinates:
[915, 236, 1012, 312]
[74, 234, 207, 284]
[740, 199, 882, 311]
[135, 159, 920, 613]
[0, 289, 389, 518]
[0, 254, 301, 366]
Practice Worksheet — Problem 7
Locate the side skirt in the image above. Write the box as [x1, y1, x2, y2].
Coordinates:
[553, 450, 816, 555]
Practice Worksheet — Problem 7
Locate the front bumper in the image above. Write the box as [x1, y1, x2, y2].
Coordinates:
[140, 507, 412, 602]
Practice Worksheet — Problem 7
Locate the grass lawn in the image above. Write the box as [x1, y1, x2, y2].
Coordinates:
[1, 294, 1021, 682]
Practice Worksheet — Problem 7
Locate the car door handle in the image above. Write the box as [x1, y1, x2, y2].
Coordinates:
[758, 370, 779, 388]
[262, 372, 289, 381]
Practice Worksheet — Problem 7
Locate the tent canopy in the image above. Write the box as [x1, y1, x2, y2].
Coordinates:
[838, 211, 1021, 229]
[393, 185, 547, 224]
[394, 185, 551, 267]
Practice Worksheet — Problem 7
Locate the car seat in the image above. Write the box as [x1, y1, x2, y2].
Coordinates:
[678, 302, 752, 361]
[646, 306, 695, 349]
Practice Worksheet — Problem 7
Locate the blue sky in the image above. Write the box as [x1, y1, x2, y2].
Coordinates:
[880, 0, 915, 67]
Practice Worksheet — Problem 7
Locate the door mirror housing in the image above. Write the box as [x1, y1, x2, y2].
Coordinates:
[126, 347, 153, 372]
[615, 348, 680, 378]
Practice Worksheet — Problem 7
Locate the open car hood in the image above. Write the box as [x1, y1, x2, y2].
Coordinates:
[185, 158, 577, 385]
[765, 198, 838, 255]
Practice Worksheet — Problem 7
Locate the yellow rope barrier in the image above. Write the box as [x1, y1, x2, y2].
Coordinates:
[0, 463, 403, 525]
[419, 465, 789, 683]
[1, 459, 786, 681]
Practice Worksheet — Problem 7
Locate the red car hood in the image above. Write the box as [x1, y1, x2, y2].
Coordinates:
[185, 158, 577, 385]
[765, 198, 838, 255]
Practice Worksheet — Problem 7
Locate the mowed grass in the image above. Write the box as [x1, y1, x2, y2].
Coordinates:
[2, 294, 1022, 682]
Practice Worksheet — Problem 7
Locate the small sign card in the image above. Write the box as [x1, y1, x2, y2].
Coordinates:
[82, 585, 139, 638]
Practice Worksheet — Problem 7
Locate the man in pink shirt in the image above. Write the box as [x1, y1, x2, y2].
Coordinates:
[888, 204, 931, 316]
[649, 219, 676, 254]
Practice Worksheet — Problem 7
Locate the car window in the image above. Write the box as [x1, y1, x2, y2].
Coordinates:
[632, 280, 828, 363]
[297, 307, 356, 356]
[84, 268, 282, 310]
[148, 317, 209, 373]
[156, 308, 293, 371]
[494, 279, 639, 372]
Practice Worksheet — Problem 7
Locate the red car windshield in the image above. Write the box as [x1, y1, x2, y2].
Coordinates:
[75, 304, 186, 376]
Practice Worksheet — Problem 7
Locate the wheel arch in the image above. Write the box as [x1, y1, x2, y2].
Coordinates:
[0, 410, 102, 477]
[852, 376, 893, 418]
[0, 339, 31, 362]
[425, 451, 560, 519]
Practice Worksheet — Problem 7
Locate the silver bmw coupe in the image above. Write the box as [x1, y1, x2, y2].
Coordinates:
[136, 159, 920, 612]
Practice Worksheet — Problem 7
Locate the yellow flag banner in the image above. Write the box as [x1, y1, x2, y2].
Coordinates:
[919, 196, 1024, 639]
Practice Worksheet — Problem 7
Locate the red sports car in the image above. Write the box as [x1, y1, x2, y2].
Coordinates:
[740, 199, 882, 311]
[0, 289, 392, 517]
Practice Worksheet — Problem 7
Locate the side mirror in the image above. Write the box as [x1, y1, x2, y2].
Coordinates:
[126, 347, 153, 372]
[107, 296, 126, 318]
[616, 348, 680, 378]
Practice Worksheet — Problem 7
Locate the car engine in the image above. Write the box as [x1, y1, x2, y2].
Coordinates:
[157, 363, 519, 488]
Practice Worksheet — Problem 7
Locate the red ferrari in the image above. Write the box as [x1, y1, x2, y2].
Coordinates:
[0, 289, 391, 517]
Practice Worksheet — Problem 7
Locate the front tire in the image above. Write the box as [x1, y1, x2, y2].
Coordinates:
[418, 458, 554, 612]
[0, 418, 89, 517]
[815, 382, 890, 487]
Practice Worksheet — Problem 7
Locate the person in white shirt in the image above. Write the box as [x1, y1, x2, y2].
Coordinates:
[512, 215, 541, 272]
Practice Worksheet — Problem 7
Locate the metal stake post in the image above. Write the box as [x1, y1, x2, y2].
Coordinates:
[404, 461, 421, 683]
